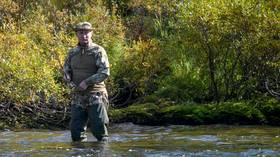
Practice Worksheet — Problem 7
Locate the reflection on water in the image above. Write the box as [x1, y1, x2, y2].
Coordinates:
[0, 123, 279, 157]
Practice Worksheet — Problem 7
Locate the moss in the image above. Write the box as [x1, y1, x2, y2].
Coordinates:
[125, 103, 159, 124]
[109, 103, 160, 124]
[109, 101, 271, 126]
[255, 99, 280, 125]
[141, 94, 159, 103]
[211, 102, 266, 124]
[159, 104, 212, 124]
[109, 109, 126, 123]
[0, 122, 5, 130]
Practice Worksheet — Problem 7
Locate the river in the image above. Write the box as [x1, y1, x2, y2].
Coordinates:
[0, 123, 279, 157]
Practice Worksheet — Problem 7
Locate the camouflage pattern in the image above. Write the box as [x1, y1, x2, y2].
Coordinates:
[63, 42, 110, 92]
[63, 39, 110, 142]
[70, 91, 109, 141]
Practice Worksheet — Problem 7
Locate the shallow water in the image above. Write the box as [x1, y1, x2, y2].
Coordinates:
[0, 123, 279, 157]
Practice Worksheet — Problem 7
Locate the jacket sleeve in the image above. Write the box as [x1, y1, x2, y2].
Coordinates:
[63, 50, 73, 80]
[85, 47, 110, 85]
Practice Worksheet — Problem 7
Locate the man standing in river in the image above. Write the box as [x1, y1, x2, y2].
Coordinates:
[63, 21, 110, 142]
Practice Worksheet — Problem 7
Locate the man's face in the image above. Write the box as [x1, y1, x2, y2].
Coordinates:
[76, 30, 92, 45]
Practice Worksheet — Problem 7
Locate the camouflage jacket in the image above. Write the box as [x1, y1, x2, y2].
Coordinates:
[63, 42, 110, 92]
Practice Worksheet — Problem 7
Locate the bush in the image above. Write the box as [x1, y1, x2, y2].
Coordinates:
[0, 1, 126, 104]
[212, 102, 266, 124]
[255, 99, 280, 125]
[154, 0, 279, 102]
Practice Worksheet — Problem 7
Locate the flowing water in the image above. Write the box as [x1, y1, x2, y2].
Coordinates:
[0, 123, 279, 157]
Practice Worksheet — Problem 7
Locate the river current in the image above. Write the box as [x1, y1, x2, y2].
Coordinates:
[0, 123, 279, 156]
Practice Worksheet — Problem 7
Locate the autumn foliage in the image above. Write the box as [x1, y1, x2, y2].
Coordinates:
[0, 0, 279, 105]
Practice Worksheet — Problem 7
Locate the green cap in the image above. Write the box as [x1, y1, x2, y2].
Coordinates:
[75, 21, 93, 31]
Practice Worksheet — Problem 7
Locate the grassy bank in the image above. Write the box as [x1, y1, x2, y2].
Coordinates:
[0, 99, 279, 130]
[109, 99, 280, 126]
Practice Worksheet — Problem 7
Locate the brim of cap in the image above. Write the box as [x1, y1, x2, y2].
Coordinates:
[75, 28, 93, 31]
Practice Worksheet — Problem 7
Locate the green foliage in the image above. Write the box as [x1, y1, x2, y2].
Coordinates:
[255, 99, 280, 125]
[154, 0, 279, 101]
[160, 104, 213, 124]
[109, 101, 276, 125]
[0, 1, 126, 104]
[212, 102, 266, 124]
[155, 45, 208, 102]
[114, 39, 169, 98]
[102, 0, 279, 103]
[109, 103, 159, 124]
[166, 101, 266, 125]
[0, 32, 64, 103]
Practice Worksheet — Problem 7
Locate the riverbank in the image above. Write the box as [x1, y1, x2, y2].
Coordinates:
[0, 99, 279, 130]
[109, 99, 280, 126]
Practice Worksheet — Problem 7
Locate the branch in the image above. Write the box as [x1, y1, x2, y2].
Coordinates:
[265, 79, 280, 101]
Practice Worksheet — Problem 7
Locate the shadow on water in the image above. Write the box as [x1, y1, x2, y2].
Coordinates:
[0, 123, 280, 157]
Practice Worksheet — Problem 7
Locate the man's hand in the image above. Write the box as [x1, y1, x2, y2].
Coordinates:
[78, 80, 88, 91]
[64, 73, 71, 82]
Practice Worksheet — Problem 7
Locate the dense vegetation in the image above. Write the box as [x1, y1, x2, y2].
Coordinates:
[0, 0, 279, 129]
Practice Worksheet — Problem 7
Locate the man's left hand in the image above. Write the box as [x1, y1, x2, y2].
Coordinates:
[78, 80, 88, 91]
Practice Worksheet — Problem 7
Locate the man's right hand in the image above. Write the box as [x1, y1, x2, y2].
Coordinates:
[63, 73, 71, 82]
[63, 73, 76, 89]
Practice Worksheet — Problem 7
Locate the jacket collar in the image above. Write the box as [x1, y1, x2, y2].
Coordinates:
[77, 42, 97, 52]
